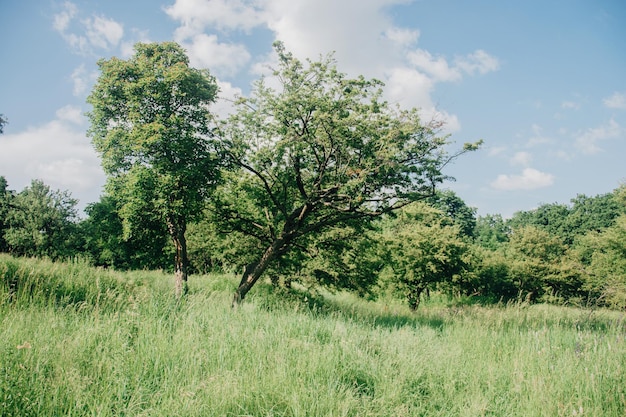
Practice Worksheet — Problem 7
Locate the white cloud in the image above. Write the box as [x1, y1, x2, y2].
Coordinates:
[261, 0, 408, 78]
[575, 118, 623, 154]
[70, 64, 98, 96]
[211, 80, 244, 118]
[487, 146, 506, 157]
[120, 29, 151, 58]
[53, 1, 77, 32]
[55, 105, 85, 125]
[164, 0, 263, 35]
[0, 109, 105, 208]
[561, 100, 580, 110]
[385, 66, 435, 109]
[165, 0, 255, 76]
[164, 0, 497, 132]
[526, 123, 553, 147]
[406, 48, 499, 83]
[491, 168, 555, 191]
[510, 151, 532, 167]
[384, 27, 420, 48]
[454, 50, 500, 75]
[603, 92, 626, 110]
[53, 2, 124, 55]
[407, 49, 461, 82]
[84, 15, 124, 50]
[175, 34, 251, 76]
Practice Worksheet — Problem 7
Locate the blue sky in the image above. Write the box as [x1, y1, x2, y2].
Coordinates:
[1, 0, 624, 217]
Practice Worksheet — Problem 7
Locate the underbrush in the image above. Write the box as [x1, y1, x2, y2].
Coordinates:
[1, 255, 625, 416]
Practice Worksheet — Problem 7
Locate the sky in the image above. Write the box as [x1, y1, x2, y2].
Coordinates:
[1, 0, 625, 218]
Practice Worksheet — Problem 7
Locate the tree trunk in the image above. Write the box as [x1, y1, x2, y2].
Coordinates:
[168, 218, 189, 298]
[232, 203, 309, 306]
[232, 237, 285, 307]
[407, 285, 425, 311]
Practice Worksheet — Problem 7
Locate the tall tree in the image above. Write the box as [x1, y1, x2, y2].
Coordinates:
[87, 42, 220, 296]
[216, 42, 481, 305]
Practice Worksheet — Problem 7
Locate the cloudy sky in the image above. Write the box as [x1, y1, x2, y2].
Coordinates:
[1, 0, 624, 217]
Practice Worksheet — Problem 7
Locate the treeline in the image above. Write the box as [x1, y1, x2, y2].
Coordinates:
[1, 175, 624, 309]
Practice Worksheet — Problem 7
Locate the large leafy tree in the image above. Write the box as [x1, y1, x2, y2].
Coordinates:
[216, 42, 480, 304]
[87, 42, 220, 296]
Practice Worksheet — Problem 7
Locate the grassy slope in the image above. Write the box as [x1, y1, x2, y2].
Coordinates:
[1, 254, 625, 416]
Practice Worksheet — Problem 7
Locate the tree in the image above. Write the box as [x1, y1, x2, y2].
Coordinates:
[216, 42, 480, 305]
[507, 190, 623, 245]
[87, 42, 221, 296]
[80, 195, 171, 270]
[565, 192, 622, 241]
[474, 214, 510, 250]
[4, 179, 79, 259]
[573, 215, 626, 308]
[0, 114, 7, 134]
[382, 202, 470, 310]
[508, 203, 571, 243]
[505, 226, 584, 302]
[426, 189, 476, 238]
[0, 176, 16, 252]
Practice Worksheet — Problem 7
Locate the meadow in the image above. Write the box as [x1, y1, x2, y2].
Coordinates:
[1, 254, 625, 416]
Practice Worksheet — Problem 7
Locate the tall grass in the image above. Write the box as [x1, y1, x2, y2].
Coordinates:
[1, 254, 625, 416]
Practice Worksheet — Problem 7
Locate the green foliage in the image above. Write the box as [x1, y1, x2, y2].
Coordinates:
[80, 195, 171, 270]
[463, 246, 518, 301]
[505, 226, 583, 302]
[572, 215, 626, 308]
[381, 202, 471, 309]
[467, 186, 626, 307]
[87, 41, 222, 295]
[474, 213, 510, 249]
[3, 179, 80, 260]
[0, 176, 14, 252]
[426, 189, 477, 238]
[508, 203, 571, 242]
[567, 192, 624, 236]
[216, 41, 480, 301]
[186, 208, 261, 274]
[508, 190, 623, 245]
[290, 222, 383, 297]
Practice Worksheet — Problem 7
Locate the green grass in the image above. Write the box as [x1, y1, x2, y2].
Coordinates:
[1, 254, 625, 416]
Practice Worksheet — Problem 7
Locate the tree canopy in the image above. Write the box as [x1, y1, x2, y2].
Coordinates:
[87, 42, 220, 296]
[215, 42, 481, 304]
[3, 179, 79, 259]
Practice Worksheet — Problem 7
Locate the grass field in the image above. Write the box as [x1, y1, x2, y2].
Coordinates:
[1, 254, 625, 416]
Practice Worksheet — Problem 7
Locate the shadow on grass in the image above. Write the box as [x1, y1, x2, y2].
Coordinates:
[247, 282, 626, 335]
[249, 283, 447, 332]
